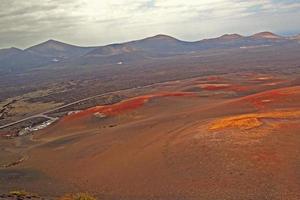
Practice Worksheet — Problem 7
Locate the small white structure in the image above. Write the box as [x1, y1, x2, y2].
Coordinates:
[18, 118, 58, 136]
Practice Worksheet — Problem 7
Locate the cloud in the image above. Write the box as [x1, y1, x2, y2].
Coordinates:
[0, 0, 300, 48]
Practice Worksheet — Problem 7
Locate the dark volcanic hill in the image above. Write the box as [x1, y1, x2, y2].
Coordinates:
[86, 35, 189, 58]
[195, 32, 289, 50]
[0, 31, 299, 71]
[127, 34, 190, 54]
[80, 44, 155, 65]
[26, 39, 96, 59]
[250, 31, 283, 39]
[0, 40, 96, 73]
[86, 44, 140, 57]
[0, 47, 23, 60]
[0, 50, 53, 73]
[79, 35, 190, 65]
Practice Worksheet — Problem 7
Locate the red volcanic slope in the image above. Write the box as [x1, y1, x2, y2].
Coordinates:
[62, 92, 196, 122]
[229, 85, 251, 92]
[201, 85, 230, 91]
[199, 84, 250, 92]
[251, 32, 282, 39]
[238, 86, 299, 109]
[205, 76, 225, 81]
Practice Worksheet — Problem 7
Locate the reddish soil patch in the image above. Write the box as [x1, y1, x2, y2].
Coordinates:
[252, 151, 280, 164]
[199, 84, 230, 91]
[0, 131, 8, 136]
[0, 131, 16, 138]
[198, 83, 251, 92]
[263, 80, 287, 86]
[229, 85, 251, 92]
[239, 88, 294, 109]
[61, 92, 196, 122]
[245, 73, 274, 81]
[206, 76, 224, 81]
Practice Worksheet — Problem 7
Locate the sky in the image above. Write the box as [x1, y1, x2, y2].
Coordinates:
[1, 0, 300, 49]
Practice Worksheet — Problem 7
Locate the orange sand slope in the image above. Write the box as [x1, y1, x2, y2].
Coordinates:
[2, 74, 300, 200]
[237, 86, 300, 109]
[209, 110, 300, 130]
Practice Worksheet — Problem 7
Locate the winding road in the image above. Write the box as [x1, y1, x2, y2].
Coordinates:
[0, 79, 184, 129]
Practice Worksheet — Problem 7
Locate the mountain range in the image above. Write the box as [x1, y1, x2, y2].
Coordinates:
[0, 31, 299, 72]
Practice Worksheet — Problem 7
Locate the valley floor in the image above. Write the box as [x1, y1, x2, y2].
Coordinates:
[0, 72, 300, 200]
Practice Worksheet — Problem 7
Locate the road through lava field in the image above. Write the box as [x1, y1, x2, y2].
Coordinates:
[0, 73, 300, 200]
[61, 92, 197, 122]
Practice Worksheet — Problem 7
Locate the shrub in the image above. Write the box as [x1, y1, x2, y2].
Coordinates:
[9, 190, 30, 197]
[59, 193, 96, 200]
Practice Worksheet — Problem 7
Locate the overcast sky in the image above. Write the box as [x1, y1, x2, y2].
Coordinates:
[1, 0, 300, 49]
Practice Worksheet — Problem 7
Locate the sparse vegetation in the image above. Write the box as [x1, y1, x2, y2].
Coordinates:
[59, 193, 96, 200]
[9, 190, 30, 196]
[8, 190, 39, 198]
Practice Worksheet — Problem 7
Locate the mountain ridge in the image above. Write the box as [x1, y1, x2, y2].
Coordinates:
[25, 39, 96, 59]
[3, 31, 298, 51]
[1, 31, 299, 71]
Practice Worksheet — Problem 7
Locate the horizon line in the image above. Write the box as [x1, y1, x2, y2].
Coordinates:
[3, 30, 299, 50]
